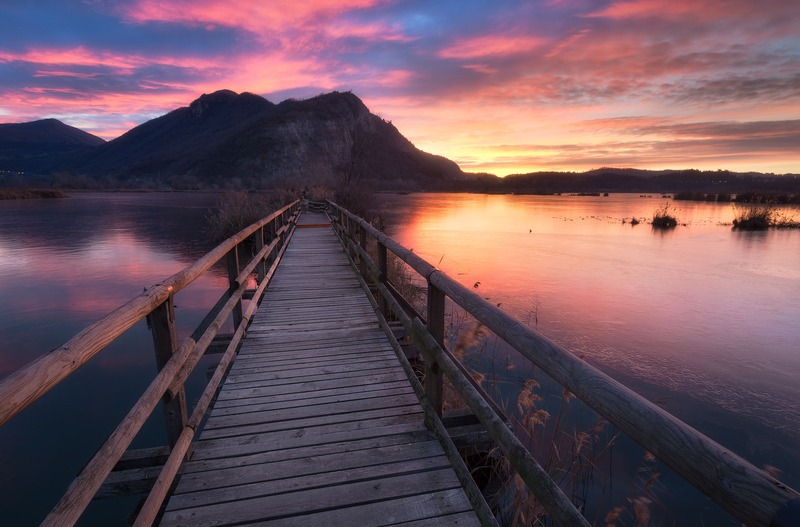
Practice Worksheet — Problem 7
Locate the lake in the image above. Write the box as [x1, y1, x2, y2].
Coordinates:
[1, 191, 797, 525]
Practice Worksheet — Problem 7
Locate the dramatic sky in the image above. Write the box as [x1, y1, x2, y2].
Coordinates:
[1, 0, 798, 176]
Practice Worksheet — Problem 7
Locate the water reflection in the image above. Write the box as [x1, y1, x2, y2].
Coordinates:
[380, 193, 800, 505]
[0, 193, 229, 526]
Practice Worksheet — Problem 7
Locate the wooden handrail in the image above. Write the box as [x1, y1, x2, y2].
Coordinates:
[0, 200, 298, 427]
[0, 200, 298, 526]
[132, 219, 296, 526]
[327, 200, 800, 527]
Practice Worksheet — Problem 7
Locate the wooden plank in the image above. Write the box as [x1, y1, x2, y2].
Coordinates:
[159, 469, 462, 527]
[173, 440, 446, 495]
[239, 489, 475, 527]
[180, 431, 434, 473]
[223, 357, 401, 384]
[214, 370, 410, 401]
[167, 456, 452, 511]
[190, 414, 426, 460]
[210, 384, 413, 414]
[201, 396, 422, 437]
[231, 346, 395, 367]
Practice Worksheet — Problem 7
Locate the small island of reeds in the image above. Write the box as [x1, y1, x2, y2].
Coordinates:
[732, 204, 800, 230]
[651, 202, 678, 228]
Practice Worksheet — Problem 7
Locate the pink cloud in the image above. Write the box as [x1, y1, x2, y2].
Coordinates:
[584, 0, 696, 20]
[438, 35, 547, 60]
[124, 0, 382, 33]
[323, 19, 414, 43]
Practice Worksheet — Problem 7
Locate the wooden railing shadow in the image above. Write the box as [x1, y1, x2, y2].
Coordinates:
[327, 200, 800, 527]
[0, 200, 300, 526]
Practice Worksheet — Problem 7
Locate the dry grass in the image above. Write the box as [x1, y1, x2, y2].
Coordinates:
[205, 190, 294, 241]
[732, 203, 800, 229]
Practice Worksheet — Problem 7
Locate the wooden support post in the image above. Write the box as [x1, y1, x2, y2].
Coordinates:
[226, 246, 243, 329]
[278, 214, 287, 247]
[358, 226, 367, 279]
[254, 226, 266, 282]
[378, 242, 389, 317]
[146, 296, 188, 450]
[426, 283, 445, 416]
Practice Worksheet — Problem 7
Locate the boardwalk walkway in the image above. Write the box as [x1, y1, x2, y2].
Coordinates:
[158, 212, 482, 526]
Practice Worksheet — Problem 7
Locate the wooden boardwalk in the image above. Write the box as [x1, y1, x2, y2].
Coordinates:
[158, 212, 482, 527]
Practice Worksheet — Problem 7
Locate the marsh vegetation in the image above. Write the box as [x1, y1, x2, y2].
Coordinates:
[651, 202, 678, 228]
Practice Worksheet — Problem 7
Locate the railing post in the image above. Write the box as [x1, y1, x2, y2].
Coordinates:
[358, 226, 367, 279]
[146, 295, 188, 450]
[426, 282, 445, 416]
[226, 246, 243, 329]
[254, 226, 266, 283]
[378, 242, 389, 317]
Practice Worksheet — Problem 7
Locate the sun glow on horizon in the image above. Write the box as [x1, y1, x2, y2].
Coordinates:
[0, 0, 798, 175]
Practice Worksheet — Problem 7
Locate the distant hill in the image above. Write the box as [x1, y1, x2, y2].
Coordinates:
[495, 168, 800, 194]
[0, 118, 105, 145]
[0, 119, 105, 174]
[40, 90, 463, 190]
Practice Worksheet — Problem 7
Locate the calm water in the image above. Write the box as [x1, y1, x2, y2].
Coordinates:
[0, 192, 229, 526]
[375, 193, 800, 524]
[1, 192, 798, 525]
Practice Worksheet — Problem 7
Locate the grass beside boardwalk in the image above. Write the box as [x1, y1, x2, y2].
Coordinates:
[0, 188, 67, 200]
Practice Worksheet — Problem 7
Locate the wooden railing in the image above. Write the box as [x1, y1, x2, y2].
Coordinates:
[0, 200, 299, 526]
[327, 201, 800, 527]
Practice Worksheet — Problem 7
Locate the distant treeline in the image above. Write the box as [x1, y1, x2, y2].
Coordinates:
[674, 191, 800, 204]
[455, 169, 800, 195]
[3, 167, 800, 196]
[0, 188, 67, 200]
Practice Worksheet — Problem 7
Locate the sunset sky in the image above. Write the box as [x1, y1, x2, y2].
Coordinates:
[1, 0, 798, 176]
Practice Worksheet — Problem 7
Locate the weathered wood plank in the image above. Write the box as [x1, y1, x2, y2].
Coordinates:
[190, 414, 426, 461]
[201, 396, 422, 437]
[223, 357, 400, 383]
[214, 370, 410, 401]
[210, 384, 413, 415]
[173, 440, 446, 496]
[180, 430, 434, 473]
[167, 456, 452, 511]
[243, 489, 475, 527]
[159, 469, 462, 527]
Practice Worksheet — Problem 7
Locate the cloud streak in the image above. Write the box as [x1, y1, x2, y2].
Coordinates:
[0, 0, 798, 174]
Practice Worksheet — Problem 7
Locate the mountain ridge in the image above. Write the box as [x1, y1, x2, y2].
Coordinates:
[1, 92, 797, 194]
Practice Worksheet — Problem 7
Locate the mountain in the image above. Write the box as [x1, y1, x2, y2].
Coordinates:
[45, 90, 463, 189]
[0, 119, 105, 174]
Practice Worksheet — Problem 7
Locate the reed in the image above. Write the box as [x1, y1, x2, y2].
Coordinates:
[651, 202, 678, 228]
[441, 304, 672, 526]
[732, 202, 800, 229]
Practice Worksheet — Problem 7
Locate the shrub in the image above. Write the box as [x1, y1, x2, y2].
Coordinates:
[651, 203, 678, 228]
[206, 190, 279, 241]
[732, 200, 800, 230]
[732, 205, 773, 230]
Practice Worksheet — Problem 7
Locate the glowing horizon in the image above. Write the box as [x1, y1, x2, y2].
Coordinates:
[1, 0, 798, 176]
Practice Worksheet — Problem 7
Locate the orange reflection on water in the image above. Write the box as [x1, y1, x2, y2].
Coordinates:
[386, 192, 800, 445]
